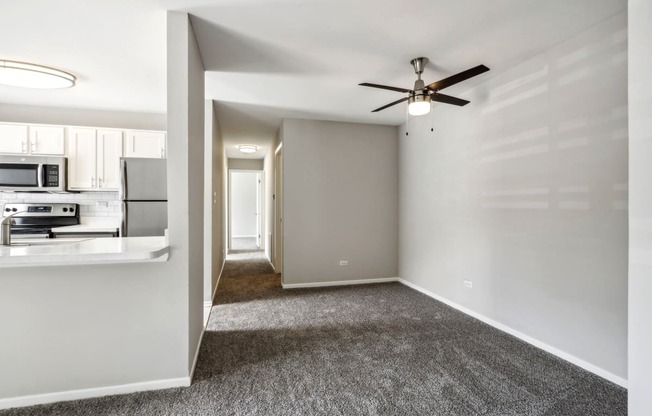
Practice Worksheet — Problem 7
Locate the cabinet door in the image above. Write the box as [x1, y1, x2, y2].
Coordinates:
[0, 123, 28, 154]
[125, 131, 166, 158]
[30, 126, 65, 155]
[97, 130, 123, 190]
[67, 128, 97, 190]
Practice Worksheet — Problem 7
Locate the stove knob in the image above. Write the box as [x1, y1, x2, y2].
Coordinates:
[69, 207, 75, 213]
[12, 208, 17, 212]
[63, 208, 68, 212]
[4, 208, 9, 212]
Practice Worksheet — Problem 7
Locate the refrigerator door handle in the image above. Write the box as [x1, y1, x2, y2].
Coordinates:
[120, 159, 128, 200]
[122, 202, 128, 237]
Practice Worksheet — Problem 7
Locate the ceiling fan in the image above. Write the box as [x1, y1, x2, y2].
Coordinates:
[359, 57, 489, 116]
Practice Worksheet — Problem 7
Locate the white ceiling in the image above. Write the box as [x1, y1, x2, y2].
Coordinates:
[1, 1, 626, 159]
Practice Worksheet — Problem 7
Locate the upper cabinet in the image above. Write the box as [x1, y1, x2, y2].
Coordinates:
[125, 131, 166, 159]
[0, 123, 28, 154]
[0, 123, 65, 155]
[67, 128, 124, 191]
[29, 126, 65, 155]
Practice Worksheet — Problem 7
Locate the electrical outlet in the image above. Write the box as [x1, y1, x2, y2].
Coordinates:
[464, 280, 473, 289]
[339, 260, 349, 266]
[96, 200, 109, 208]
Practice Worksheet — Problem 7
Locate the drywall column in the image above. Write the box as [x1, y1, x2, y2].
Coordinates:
[167, 11, 205, 372]
[399, 12, 627, 383]
[628, 0, 652, 413]
[282, 119, 398, 286]
[204, 100, 224, 307]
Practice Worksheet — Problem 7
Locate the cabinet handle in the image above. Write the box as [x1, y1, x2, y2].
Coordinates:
[91, 177, 95, 188]
[21, 140, 27, 153]
[32, 131, 37, 153]
[161, 148, 164, 159]
[98, 177, 103, 188]
[132, 136, 136, 153]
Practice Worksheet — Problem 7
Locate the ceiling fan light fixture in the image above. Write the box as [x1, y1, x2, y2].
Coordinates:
[0, 60, 76, 89]
[408, 93, 431, 116]
[237, 144, 258, 154]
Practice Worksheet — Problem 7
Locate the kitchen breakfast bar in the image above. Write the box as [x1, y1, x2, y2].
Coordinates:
[0, 236, 169, 267]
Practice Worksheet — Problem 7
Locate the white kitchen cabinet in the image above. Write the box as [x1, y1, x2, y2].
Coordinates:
[67, 128, 97, 190]
[96, 130, 123, 190]
[29, 126, 65, 155]
[125, 131, 166, 159]
[0, 123, 29, 154]
[67, 128, 124, 191]
[0, 123, 65, 155]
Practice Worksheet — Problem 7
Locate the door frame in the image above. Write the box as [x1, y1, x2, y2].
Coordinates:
[228, 168, 264, 251]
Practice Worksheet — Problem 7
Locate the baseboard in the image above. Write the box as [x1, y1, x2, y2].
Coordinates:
[0, 377, 190, 411]
[282, 277, 399, 289]
[232, 235, 257, 238]
[397, 278, 628, 388]
[189, 326, 205, 383]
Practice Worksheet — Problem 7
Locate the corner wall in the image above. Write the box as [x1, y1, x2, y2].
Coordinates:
[282, 118, 398, 286]
[166, 11, 206, 373]
[628, 0, 652, 413]
[204, 100, 225, 306]
[399, 11, 628, 382]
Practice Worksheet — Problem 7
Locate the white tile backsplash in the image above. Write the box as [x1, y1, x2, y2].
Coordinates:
[0, 191, 121, 217]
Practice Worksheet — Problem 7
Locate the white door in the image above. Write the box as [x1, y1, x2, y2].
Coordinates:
[0, 124, 28, 154]
[274, 147, 283, 274]
[97, 130, 123, 190]
[67, 128, 97, 190]
[125, 131, 166, 158]
[30, 126, 65, 155]
[256, 172, 263, 248]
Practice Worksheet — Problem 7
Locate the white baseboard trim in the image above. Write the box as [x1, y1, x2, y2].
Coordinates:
[0, 377, 190, 411]
[232, 235, 257, 238]
[397, 278, 628, 388]
[282, 277, 399, 289]
[189, 326, 205, 383]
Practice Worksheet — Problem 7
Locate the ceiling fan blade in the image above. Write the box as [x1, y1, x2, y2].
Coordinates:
[359, 83, 412, 94]
[431, 92, 470, 106]
[371, 96, 409, 112]
[426, 64, 490, 92]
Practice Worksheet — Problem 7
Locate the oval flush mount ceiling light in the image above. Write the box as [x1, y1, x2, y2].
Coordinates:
[0, 60, 76, 89]
[237, 144, 258, 154]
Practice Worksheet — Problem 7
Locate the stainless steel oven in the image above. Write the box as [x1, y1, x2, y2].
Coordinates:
[0, 155, 67, 192]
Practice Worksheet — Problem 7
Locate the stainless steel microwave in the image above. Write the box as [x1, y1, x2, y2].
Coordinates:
[0, 155, 68, 192]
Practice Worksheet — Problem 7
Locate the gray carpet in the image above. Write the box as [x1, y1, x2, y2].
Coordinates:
[0, 252, 627, 415]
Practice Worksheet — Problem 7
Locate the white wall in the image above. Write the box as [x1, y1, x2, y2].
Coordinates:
[167, 11, 205, 372]
[230, 171, 258, 238]
[228, 158, 264, 170]
[263, 132, 279, 262]
[399, 11, 628, 382]
[203, 100, 225, 305]
[0, 103, 165, 131]
[282, 118, 398, 285]
[628, 0, 652, 413]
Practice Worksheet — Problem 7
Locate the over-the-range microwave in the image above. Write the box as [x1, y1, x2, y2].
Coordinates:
[0, 155, 68, 192]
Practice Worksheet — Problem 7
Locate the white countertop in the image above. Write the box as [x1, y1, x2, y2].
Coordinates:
[0, 236, 169, 268]
[51, 217, 121, 234]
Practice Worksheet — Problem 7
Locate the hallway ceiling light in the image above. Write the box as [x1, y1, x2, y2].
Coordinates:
[0, 60, 76, 89]
[237, 144, 258, 154]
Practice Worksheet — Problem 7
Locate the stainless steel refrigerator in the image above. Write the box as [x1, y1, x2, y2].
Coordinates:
[120, 157, 168, 237]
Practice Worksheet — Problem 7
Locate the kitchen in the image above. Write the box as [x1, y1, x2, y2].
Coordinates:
[0, 8, 209, 408]
[0, 123, 170, 265]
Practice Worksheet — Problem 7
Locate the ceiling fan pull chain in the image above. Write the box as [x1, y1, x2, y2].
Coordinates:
[430, 101, 435, 132]
[405, 103, 409, 136]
